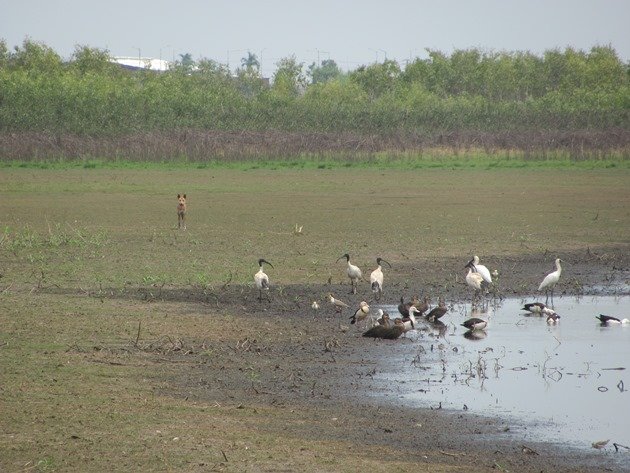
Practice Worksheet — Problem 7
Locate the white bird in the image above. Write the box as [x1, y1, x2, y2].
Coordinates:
[401, 305, 420, 332]
[311, 301, 319, 310]
[465, 267, 484, 302]
[254, 258, 273, 301]
[596, 314, 630, 325]
[349, 301, 370, 326]
[327, 293, 350, 313]
[539, 258, 562, 304]
[466, 255, 492, 284]
[336, 253, 363, 294]
[369, 257, 391, 301]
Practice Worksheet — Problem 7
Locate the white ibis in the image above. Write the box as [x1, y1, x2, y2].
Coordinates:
[369, 257, 391, 301]
[466, 255, 492, 284]
[254, 258, 273, 301]
[539, 258, 562, 304]
[336, 253, 363, 294]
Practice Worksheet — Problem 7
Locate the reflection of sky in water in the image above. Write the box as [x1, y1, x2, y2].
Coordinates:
[373, 296, 630, 454]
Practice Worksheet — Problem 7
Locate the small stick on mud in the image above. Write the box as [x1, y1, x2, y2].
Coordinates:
[220, 449, 228, 462]
[134, 321, 141, 347]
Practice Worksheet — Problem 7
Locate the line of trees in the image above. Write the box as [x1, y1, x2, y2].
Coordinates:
[0, 39, 628, 136]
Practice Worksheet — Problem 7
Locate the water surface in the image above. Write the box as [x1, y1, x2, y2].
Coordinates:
[374, 296, 630, 456]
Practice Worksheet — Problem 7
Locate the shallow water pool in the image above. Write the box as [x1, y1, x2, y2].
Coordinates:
[374, 296, 630, 454]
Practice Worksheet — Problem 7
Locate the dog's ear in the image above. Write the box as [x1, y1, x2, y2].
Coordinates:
[183, 194, 186, 199]
[177, 194, 181, 198]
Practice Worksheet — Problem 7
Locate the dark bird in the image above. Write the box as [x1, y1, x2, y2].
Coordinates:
[426, 299, 447, 322]
[413, 295, 431, 316]
[363, 318, 405, 339]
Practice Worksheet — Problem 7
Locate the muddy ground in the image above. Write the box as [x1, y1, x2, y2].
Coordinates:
[138, 248, 630, 472]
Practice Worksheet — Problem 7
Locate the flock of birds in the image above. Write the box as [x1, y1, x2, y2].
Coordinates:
[254, 253, 630, 339]
[253, 254, 627, 339]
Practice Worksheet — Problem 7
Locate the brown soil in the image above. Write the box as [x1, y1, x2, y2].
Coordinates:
[144, 248, 630, 472]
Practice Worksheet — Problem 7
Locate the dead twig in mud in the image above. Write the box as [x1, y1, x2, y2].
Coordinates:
[134, 321, 141, 347]
[521, 445, 539, 455]
[439, 450, 465, 457]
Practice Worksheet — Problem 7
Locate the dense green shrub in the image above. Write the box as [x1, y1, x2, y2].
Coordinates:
[0, 39, 628, 135]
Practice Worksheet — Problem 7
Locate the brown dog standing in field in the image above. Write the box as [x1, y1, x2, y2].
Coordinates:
[177, 194, 187, 230]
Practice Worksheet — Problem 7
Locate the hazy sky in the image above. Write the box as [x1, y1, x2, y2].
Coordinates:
[3, 0, 629, 76]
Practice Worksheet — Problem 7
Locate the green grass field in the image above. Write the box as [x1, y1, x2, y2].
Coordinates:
[1, 164, 629, 471]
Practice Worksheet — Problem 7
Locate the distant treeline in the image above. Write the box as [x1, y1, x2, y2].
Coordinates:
[0, 40, 628, 160]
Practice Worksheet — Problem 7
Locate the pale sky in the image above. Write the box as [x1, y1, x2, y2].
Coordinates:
[2, 0, 629, 76]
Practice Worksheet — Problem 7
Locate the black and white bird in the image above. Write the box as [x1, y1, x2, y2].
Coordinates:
[596, 314, 630, 325]
[336, 253, 363, 294]
[546, 311, 561, 324]
[521, 302, 548, 315]
[461, 317, 488, 331]
[369, 257, 391, 301]
[465, 255, 492, 284]
[349, 301, 370, 326]
[401, 305, 420, 332]
[254, 258, 273, 301]
[539, 258, 562, 304]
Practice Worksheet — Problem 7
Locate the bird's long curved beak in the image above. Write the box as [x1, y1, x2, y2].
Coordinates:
[382, 259, 392, 268]
[465, 258, 474, 268]
[262, 259, 274, 269]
